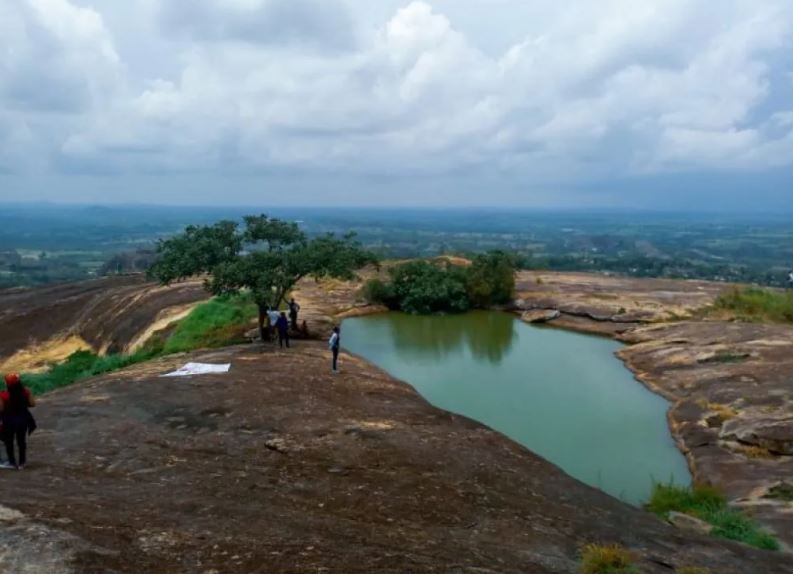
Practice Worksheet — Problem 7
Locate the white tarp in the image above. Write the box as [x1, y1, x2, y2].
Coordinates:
[161, 362, 231, 377]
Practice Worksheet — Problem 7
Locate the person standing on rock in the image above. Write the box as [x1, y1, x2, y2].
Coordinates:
[276, 311, 290, 349]
[0, 373, 36, 470]
[329, 326, 341, 373]
[267, 306, 281, 342]
[288, 298, 301, 330]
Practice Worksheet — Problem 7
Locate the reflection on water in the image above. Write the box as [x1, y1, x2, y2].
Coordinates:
[387, 311, 516, 363]
[342, 311, 691, 505]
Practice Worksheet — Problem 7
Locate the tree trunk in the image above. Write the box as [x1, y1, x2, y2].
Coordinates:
[257, 304, 267, 342]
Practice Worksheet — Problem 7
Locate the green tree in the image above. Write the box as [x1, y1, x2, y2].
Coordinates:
[388, 260, 470, 314]
[148, 215, 375, 341]
[465, 250, 516, 308]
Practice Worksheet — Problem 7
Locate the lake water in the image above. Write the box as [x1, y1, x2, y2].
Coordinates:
[342, 311, 690, 504]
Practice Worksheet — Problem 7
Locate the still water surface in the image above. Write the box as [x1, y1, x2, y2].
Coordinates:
[342, 311, 690, 504]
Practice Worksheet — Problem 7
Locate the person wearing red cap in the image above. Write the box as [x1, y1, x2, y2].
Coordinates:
[0, 373, 36, 470]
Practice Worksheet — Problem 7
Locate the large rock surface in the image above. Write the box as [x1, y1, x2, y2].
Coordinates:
[514, 271, 726, 332]
[1, 344, 789, 573]
[618, 321, 793, 547]
[0, 275, 208, 371]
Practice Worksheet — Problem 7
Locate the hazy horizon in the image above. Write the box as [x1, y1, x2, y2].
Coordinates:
[4, 200, 793, 219]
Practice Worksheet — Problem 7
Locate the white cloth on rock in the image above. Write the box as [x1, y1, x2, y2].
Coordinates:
[161, 363, 231, 377]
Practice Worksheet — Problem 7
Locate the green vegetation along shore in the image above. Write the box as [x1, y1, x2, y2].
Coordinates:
[363, 252, 516, 314]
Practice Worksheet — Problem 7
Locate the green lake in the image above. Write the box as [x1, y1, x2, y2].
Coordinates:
[342, 311, 690, 504]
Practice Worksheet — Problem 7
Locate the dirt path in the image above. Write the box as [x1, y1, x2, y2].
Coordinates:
[1, 343, 789, 573]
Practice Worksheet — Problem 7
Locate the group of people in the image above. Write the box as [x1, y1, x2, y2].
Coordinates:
[0, 299, 346, 472]
[265, 297, 302, 349]
[265, 297, 343, 373]
[0, 373, 36, 470]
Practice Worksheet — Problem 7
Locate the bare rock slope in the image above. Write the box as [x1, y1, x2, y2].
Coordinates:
[0, 275, 208, 372]
[1, 344, 789, 573]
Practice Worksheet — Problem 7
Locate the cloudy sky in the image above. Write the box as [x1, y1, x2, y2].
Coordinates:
[1, 0, 792, 209]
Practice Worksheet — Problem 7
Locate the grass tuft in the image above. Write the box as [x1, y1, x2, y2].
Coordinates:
[647, 483, 779, 551]
[579, 544, 638, 574]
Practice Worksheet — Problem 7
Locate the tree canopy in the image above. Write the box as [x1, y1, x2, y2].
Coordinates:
[363, 253, 517, 315]
[148, 215, 376, 339]
[465, 251, 517, 308]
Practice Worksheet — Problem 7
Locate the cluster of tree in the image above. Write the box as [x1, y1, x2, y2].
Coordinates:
[148, 215, 376, 340]
[363, 252, 516, 314]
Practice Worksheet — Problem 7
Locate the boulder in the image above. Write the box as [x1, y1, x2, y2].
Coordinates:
[521, 309, 561, 324]
[722, 417, 793, 455]
[244, 327, 261, 341]
[668, 511, 712, 535]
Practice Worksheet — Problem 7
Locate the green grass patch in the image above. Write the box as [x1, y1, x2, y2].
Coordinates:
[161, 294, 257, 354]
[713, 287, 793, 323]
[647, 483, 779, 551]
[22, 294, 258, 395]
[579, 544, 638, 574]
[23, 350, 156, 395]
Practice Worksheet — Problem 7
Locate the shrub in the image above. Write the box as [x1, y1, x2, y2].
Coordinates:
[647, 483, 779, 551]
[580, 544, 638, 574]
[465, 251, 516, 308]
[362, 278, 397, 308]
[371, 253, 517, 315]
[713, 287, 793, 323]
[388, 260, 470, 314]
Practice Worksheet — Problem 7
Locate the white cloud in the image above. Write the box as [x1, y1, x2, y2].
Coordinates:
[0, 0, 120, 113]
[1, 0, 793, 197]
[158, 0, 356, 50]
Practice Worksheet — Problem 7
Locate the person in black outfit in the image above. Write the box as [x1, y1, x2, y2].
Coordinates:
[275, 312, 290, 348]
[288, 298, 301, 330]
[1, 373, 36, 470]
